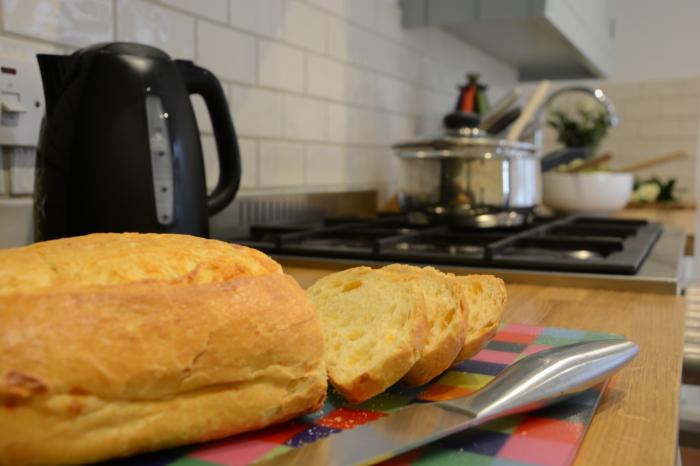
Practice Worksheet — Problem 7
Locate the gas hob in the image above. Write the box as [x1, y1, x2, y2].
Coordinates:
[229, 214, 663, 275]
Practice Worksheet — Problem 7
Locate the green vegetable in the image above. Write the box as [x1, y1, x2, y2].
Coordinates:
[631, 177, 684, 203]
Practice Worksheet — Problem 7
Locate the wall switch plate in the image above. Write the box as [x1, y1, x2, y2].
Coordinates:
[8, 146, 36, 195]
[0, 54, 44, 147]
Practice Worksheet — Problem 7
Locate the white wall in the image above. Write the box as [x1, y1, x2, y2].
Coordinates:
[612, 0, 700, 81]
[0, 0, 517, 206]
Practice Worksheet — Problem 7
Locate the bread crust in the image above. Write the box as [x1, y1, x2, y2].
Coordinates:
[382, 265, 467, 387]
[453, 275, 507, 363]
[0, 235, 326, 466]
[0, 233, 281, 295]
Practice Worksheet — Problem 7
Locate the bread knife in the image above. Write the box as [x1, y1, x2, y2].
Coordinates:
[253, 339, 638, 466]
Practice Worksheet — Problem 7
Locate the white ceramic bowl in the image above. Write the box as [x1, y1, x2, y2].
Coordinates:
[542, 171, 634, 213]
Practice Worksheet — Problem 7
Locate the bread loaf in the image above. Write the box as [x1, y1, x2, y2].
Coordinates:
[381, 265, 467, 386]
[453, 275, 507, 363]
[0, 233, 327, 466]
[307, 267, 427, 403]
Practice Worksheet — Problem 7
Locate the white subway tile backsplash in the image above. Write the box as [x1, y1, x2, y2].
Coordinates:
[192, 95, 213, 134]
[373, 0, 403, 41]
[117, 0, 194, 59]
[326, 16, 349, 61]
[375, 75, 415, 114]
[230, 84, 284, 137]
[204, 136, 257, 190]
[202, 134, 257, 190]
[305, 0, 344, 18]
[661, 97, 700, 118]
[346, 147, 379, 184]
[0, 0, 520, 208]
[284, 95, 325, 140]
[327, 103, 381, 145]
[389, 115, 416, 142]
[229, 0, 284, 38]
[343, 65, 374, 106]
[284, 1, 325, 53]
[9, 147, 36, 195]
[198, 20, 256, 83]
[238, 138, 258, 188]
[201, 134, 218, 191]
[258, 39, 304, 92]
[191, 85, 231, 134]
[258, 141, 304, 187]
[3, 0, 112, 47]
[305, 144, 345, 185]
[344, 0, 376, 29]
[0, 148, 5, 195]
[306, 54, 343, 100]
[160, 0, 227, 22]
[326, 102, 348, 143]
[308, 0, 375, 29]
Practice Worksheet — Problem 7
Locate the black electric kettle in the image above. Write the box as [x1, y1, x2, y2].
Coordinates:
[34, 42, 240, 240]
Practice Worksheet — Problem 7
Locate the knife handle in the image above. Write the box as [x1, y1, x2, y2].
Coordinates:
[440, 339, 638, 421]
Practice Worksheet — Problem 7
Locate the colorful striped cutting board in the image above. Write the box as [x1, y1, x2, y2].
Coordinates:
[99, 324, 619, 466]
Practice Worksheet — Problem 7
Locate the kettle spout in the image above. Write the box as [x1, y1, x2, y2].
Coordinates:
[37, 54, 72, 115]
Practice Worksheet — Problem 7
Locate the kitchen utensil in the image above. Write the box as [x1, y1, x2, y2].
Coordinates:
[478, 88, 519, 130]
[543, 171, 634, 213]
[540, 146, 594, 172]
[255, 339, 638, 466]
[506, 80, 551, 141]
[567, 152, 613, 172]
[34, 42, 241, 240]
[612, 149, 688, 173]
[483, 106, 521, 134]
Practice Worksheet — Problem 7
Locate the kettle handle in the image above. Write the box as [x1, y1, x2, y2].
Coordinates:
[176, 60, 240, 215]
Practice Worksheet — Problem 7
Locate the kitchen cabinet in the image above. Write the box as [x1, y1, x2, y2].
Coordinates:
[400, 0, 615, 79]
[286, 264, 684, 465]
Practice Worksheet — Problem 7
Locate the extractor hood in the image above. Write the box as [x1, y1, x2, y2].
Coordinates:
[400, 0, 615, 80]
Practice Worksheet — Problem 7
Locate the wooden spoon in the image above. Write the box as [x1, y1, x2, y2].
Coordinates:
[567, 153, 613, 173]
[612, 150, 688, 173]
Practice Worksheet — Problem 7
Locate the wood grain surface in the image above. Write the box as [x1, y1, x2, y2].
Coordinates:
[284, 264, 685, 466]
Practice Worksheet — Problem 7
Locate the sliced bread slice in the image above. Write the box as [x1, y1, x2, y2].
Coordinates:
[307, 266, 427, 403]
[382, 264, 467, 386]
[453, 275, 507, 363]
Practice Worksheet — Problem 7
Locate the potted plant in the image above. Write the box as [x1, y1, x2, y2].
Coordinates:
[547, 99, 612, 152]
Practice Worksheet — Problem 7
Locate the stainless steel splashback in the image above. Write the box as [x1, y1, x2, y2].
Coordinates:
[210, 190, 377, 238]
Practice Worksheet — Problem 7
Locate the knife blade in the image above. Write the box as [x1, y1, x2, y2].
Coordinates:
[254, 339, 638, 466]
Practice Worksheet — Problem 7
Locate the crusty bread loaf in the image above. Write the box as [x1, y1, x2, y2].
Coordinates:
[0, 232, 281, 295]
[382, 265, 467, 386]
[453, 274, 507, 363]
[0, 233, 326, 466]
[307, 267, 427, 403]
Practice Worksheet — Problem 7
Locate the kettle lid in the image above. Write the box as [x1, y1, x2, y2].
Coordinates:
[74, 42, 171, 60]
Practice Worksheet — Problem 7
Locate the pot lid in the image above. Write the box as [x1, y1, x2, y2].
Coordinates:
[393, 127, 536, 159]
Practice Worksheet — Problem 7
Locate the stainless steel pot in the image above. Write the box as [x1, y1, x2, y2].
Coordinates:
[396, 128, 538, 227]
[394, 85, 620, 228]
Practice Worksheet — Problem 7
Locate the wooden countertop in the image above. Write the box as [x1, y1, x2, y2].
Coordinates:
[285, 265, 686, 466]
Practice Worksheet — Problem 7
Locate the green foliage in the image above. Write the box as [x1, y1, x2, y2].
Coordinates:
[633, 177, 683, 203]
[547, 106, 610, 149]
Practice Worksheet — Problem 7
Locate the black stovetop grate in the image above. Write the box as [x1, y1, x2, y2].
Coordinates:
[227, 214, 663, 275]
